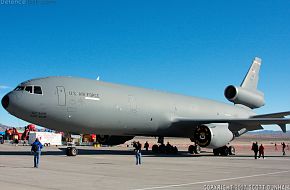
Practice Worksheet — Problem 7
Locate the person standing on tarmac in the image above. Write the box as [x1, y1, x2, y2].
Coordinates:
[135, 141, 142, 165]
[144, 141, 149, 151]
[252, 142, 259, 159]
[282, 142, 286, 156]
[31, 138, 43, 168]
[258, 144, 265, 159]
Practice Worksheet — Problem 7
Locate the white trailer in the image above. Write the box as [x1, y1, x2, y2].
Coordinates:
[29, 132, 62, 146]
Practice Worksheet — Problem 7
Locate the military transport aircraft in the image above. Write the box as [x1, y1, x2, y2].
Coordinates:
[2, 57, 290, 156]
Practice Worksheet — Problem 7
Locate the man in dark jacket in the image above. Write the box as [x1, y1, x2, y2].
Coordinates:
[31, 138, 43, 168]
[282, 142, 286, 156]
[252, 142, 259, 159]
[258, 144, 265, 159]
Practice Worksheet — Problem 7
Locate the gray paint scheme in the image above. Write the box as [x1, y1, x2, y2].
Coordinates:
[2, 57, 290, 147]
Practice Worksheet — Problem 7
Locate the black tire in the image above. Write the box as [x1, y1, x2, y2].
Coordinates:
[229, 146, 235, 155]
[66, 147, 77, 156]
[213, 148, 219, 156]
[152, 144, 158, 153]
[188, 145, 194, 154]
[194, 145, 201, 154]
[159, 144, 166, 154]
[173, 146, 178, 154]
[221, 146, 229, 156]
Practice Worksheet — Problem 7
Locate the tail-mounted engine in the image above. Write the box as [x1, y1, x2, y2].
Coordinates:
[193, 124, 234, 149]
[224, 85, 264, 109]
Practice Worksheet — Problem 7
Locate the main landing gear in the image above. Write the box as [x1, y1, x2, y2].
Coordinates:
[151, 137, 178, 154]
[188, 144, 201, 154]
[188, 138, 201, 155]
[213, 145, 235, 156]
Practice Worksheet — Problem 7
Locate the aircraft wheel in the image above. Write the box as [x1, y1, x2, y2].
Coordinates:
[220, 146, 229, 156]
[66, 147, 77, 156]
[194, 145, 201, 154]
[213, 148, 220, 156]
[173, 146, 178, 154]
[188, 145, 194, 154]
[152, 144, 158, 153]
[229, 146, 235, 155]
[159, 144, 166, 154]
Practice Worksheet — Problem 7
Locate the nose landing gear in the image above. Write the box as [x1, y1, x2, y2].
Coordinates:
[66, 146, 78, 156]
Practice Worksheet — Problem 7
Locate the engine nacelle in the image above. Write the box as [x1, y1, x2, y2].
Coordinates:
[96, 135, 134, 146]
[193, 124, 234, 149]
[224, 85, 264, 109]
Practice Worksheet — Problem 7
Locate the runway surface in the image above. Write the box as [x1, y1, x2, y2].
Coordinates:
[0, 144, 289, 190]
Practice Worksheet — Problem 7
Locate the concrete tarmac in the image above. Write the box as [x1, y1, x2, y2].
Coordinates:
[0, 144, 290, 190]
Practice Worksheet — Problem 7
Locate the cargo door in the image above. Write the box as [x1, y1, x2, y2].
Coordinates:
[56, 86, 66, 106]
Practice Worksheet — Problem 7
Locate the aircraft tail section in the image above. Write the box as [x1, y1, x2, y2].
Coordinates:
[224, 57, 265, 109]
[241, 57, 261, 90]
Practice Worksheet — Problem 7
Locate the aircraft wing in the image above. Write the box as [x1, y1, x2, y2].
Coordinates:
[173, 117, 290, 125]
[172, 116, 290, 132]
[251, 111, 290, 118]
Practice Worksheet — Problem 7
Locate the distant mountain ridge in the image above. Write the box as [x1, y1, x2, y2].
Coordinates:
[248, 130, 290, 135]
[0, 123, 11, 132]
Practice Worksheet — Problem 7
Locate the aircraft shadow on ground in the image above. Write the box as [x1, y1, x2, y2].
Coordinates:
[0, 148, 194, 157]
[0, 148, 289, 158]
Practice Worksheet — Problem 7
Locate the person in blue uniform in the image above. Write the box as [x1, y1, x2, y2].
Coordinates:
[31, 138, 43, 168]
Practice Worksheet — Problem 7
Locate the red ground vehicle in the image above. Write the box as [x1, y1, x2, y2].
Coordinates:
[4, 124, 37, 141]
[21, 124, 36, 140]
[5, 128, 21, 140]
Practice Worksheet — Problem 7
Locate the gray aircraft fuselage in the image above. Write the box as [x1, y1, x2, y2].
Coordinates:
[3, 76, 254, 138]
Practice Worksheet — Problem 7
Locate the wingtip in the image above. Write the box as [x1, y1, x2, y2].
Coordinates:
[279, 124, 287, 133]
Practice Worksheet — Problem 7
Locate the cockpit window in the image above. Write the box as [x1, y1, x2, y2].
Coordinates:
[25, 86, 33, 94]
[14, 86, 25, 91]
[34, 86, 42, 95]
[14, 85, 43, 95]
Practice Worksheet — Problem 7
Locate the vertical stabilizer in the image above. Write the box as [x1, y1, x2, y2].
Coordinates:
[241, 57, 261, 89]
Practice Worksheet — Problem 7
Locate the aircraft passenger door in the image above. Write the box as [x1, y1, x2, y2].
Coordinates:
[56, 86, 66, 106]
[128, 95, 137, 113]
[170, 104, 178, 120]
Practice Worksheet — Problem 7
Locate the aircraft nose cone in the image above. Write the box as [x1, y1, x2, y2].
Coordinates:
[1, 95, 9, 110]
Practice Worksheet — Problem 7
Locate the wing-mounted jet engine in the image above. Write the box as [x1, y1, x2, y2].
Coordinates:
[193, 123, 234, 148]
[192, 123, 235, 156]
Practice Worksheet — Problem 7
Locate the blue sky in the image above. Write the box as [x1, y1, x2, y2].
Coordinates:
[0, 1, 290, 130]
